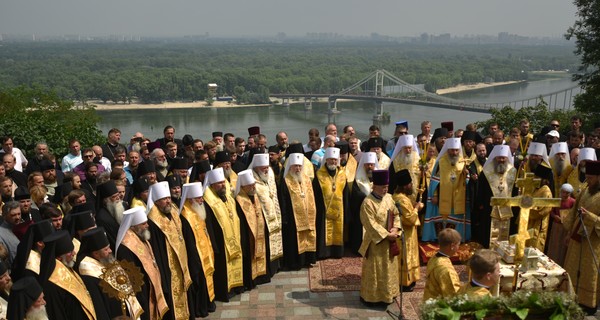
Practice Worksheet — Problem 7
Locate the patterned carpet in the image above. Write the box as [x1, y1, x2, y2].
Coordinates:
[308, 257, 469, 317]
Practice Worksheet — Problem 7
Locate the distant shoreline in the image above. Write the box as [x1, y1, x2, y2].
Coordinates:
[435, 80, 525, 95]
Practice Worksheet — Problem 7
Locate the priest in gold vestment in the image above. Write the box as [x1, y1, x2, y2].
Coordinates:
[567, 147, 597, 198]
[392, 169, 422, 290]
[527, 165, 554, 251]
[116, 207, 169, 320]
[203, 167, 244, 301]
[146, 181, 192, 320]
[389, 134, 420, 201]
[564, 160, 600, 315]
[359, 169, 401, 306]
[279, 153, 317, 270]
[314, 147, 348, 259]
[235, 169, 269, 288]
[179, 182, 217, 318]
[549, 142, 573, 196]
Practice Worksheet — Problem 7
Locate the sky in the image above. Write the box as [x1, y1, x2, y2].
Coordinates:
[0, 0, 578, 38]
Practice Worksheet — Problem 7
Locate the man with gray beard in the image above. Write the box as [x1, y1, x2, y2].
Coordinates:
[214, 151, 238, 197]
[116, 207, 169, 320]
[150, 148, 169, 182]
[348, 152, 379, 254]
[549, 142, 573, 196]
[78, 227, 143, 319]
[7, 276, 48, 320]
[473, 145, 518, 248]
[389, 134, 421, 200]
[95, 180, 124, 250]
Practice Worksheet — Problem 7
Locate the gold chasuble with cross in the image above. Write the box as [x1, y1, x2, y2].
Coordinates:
[236, 192, 268, 280]
[181, 202, 216, 302]
[254, 170, 284, 262]
[284, 174, 317, 254]
[437, 155, 467, 216]
[203, 187, 244, 291]
[148, 205, 192, 320]
[316, 165, 347, 246]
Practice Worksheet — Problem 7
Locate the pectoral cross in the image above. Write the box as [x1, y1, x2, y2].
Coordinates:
[490, 173, 560, 262]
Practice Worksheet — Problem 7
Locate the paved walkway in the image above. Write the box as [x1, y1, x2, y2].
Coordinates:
[209, 267, 600, 320]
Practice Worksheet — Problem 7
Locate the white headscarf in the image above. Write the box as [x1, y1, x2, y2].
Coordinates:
[179, 182, 203, 214]
[115, 207, 147, 254]
[249, 153, 269, 169]
[146, 181, 170, 213]
[436, 137, 462, 162]
[283, 153, 304, 177]
[549, 142, 571, 167]
[235, 169, 256, 197]
[390, 134, 420, 163]
[483, 144, 514, 172]
[527, 142, 550, 167]
[203, 167, 225, 194]
[578, 147, 598, 165]
[355, 152, 379, 195]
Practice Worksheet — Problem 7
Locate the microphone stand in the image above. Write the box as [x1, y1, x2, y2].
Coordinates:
[576, 207, 600, 294]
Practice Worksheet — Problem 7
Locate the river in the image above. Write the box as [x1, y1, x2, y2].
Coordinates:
[97, 76, 579, 143]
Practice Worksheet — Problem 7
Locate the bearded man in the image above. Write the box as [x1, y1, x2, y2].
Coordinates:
[461, 131, 479, 166]
[40, 159, 61, 197]
[367, 137, 390, 170]
[250, 153, 283, 276]
[473, 145, 518, 248]
[549, 142, 573, 196]
[524, 142, 551, 174]
[116, 207, 169, 320]
[150, 148, 169, 182]
[7, 277, 47, 320]
[567, 147, 597, 198]
[389, 135, 420, 201]
[564, 160, 600, 315]
[78, 227, 142, 320]
[313, 147, 348, 259]
[179, 182, 217, 318]
[214, 151, 238, 196]
[202, 168, 244, 301]
[348, 152, 378, 254]
[422, 138, 471, 242]
[336, 141, 357, 192]
[279, 153, 317, 270]
[40, 230, 96, 319]
[95, 181, 124, 249]
[527, 165, 554, 251]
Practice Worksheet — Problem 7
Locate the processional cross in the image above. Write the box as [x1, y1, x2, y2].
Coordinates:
[490, 173, 560, 262]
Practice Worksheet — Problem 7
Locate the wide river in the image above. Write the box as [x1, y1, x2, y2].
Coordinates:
[98, 76, 578, 143]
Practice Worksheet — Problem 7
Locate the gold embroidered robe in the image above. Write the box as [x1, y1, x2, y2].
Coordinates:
[253, 169, 284, 262]
[392, 192, 421, 286]
[343, 154, 358, 193]
[316, 166, 347, 247]
[435, 154, 467, 216]
[527, 185, 553, 251]
[391, 151, 421, 201]
[459, 283, 491, 298]
[148, 205, 192, 320]
[563, 187, 600, 308]
[567, 166, 587, 198]
[378, 152, 391, 170]
[25, 250, 41, 275]
[121, 229, 169, 320]
[236, 192, 268, 280]
[422, 254, 461, 301]
[49, 261, 97, 319]
[130, 197, 146, 210]
[203, 186, 244, 291]
[284, 173, 317, 254]
[359, 193, 400, 303]
[550, 158, 573, 196]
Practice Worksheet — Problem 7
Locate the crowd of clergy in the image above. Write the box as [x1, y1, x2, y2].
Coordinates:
[0, 115, 599, 318]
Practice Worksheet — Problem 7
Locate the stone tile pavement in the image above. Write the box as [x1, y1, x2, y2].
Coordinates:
[210, 268, 600, 320]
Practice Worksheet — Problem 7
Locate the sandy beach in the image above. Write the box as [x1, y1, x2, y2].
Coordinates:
[435, 80, 524, 95]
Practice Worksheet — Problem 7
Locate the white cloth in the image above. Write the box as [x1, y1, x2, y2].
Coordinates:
[180, 182, 203, 213]
[203, 167, 225, 193]
[578, 147, 597, 164]
[146, 181, 170, 213]
[284, 153, 304, 177]
[235, 169, 255, 196]
[115, 207, 147, 253]
[484, 144, 514, 169]
[436, 137, 463, 162]
[390, 134, 420, 163]
[527, 142, 550, 167]
[61, 153, 83, 172]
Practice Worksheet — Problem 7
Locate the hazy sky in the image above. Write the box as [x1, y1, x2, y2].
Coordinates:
[1, 0, 577, 38]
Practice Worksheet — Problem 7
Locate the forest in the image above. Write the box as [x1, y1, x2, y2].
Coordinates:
[0, 40, 579, 105]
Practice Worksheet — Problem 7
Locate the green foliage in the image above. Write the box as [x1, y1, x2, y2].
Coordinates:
[0, 86, 105, 159]
[566, 0, 600, 126]
[420, 291, 584, 320]
[476, 99, 579, 136]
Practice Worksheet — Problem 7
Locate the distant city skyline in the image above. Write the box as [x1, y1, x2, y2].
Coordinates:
[1, 0, 577, 38]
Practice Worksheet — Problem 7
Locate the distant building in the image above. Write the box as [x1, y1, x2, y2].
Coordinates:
[208, 83, 218, 97]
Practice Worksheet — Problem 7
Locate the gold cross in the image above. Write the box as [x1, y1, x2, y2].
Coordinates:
[490, 173, 560, 262]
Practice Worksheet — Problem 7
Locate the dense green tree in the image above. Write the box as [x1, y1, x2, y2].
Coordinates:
[566, 0, 600, 126]
[0, 86, 104, 158]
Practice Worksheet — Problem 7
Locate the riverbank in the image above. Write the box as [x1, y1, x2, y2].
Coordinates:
[93, 100, 272, 110]
[435, 80, 524, 95]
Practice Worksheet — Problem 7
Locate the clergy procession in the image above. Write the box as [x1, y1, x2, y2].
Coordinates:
[0, 116, 600, 319]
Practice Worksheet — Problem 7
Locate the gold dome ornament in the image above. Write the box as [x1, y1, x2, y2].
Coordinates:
[99, 260, 144, 317]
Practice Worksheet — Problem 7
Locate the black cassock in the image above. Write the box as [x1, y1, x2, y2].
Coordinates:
[347, 180, 368, 255]
[236, 200, 271, 290]
[95, 207, 119, 250]
[180, 214, 216, 318]
[278, 179, 317, 270]
[43, 280, 90, 320]
[116, 244, 153, 320]
[312, 172, 350, 260]
[80, 272, 123, 320]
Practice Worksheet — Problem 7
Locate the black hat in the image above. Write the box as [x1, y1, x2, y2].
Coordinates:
[30, 219, 54, 243]
[190, 160, 211, 183]
[441, 121, 454, 132]
[248, 126, 260, 136]
[71, 201, 96, 215]
[7, 277, 43, 320]
[11, 219, 54, 282]
[432, 127, 449, 142]
[39, 159, 54, 172]
[132, 177, 150, 195]
[80, 227, 110, 255]
[396, 169, 412, 187]
[136, 160, 156, 178]
[13, 186, 30, 201]
[372, 170, 389, 186]
[169, 158, 188, 171]
[586, 160, 600, 175]
[182, 134, 194, 146]
[335, 141, 349, 154]
[367, 137, 385, 150]
[70, 211, 96, 235]
[97, 180, 118, 200]
[268, 145, 280, 153]
[286, 143, 304, 157]
[534, 165, 553, 180]
[52, 183, 73, 204]
[166, 174, 182, 189]
[212, 131, 223, 138]
[214, 151, 231, 166]
[461, 131, 478, 142]
[147, 141, 161, 152]
[43, 230, 74, 257]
